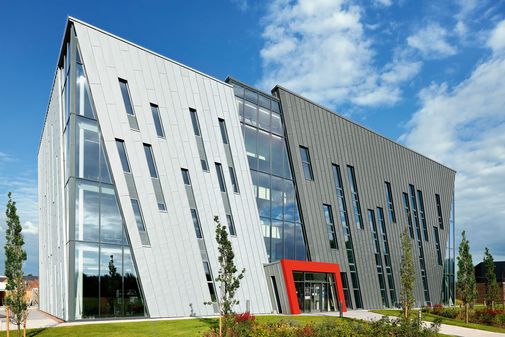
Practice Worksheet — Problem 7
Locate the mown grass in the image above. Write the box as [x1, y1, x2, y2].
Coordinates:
[371, 309, 505, 334]
[0, 315, 344, 337]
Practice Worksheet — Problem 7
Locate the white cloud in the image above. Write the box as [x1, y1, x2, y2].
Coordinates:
[487, 19, 505, 53]
[402, 21, 505, 262]
[407, 23, 457, 59]
[258, 0, 420, 108]
[373, 0, 392, 7]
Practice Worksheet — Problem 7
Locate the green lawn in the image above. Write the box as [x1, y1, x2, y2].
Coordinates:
[0, 315, 342, 337]
[371, 309, 505, 334]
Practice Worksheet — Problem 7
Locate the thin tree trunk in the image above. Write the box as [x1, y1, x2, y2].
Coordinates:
[6, 305, 10, 337]
[465, 302, 469, 323]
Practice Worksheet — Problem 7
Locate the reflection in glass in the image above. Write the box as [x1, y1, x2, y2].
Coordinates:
[76, 62, 95, 119]
[257, 130, 271, 173]
[75, 181, 100, 242]
[100, 186, 123, 244]
[131, 199, 146, 232]
[76, 118, 110, 183]
[100, 245, 123, 317]
[75, 242, 99, 319]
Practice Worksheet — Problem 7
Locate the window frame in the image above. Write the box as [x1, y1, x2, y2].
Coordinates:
[299, 146, 314, 181]
[323, 204, 338, 249]
[115, 139, 131, 173]
[118, 78, 135, 116]
[189, 108, 201, 137]
[150, 103, 165, 138]
[143, 143, 159, 179]
[181, 168, 191, 186]
[218, 118, 229, 144]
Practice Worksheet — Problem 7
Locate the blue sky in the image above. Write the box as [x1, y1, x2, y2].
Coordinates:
[0, 0, 504, 275]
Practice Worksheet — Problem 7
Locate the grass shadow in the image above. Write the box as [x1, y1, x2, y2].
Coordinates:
[197, 317, 219, 331]
[27, 328, 47, 337]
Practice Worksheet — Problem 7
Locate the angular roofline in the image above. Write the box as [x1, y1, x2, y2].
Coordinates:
[225, 76, 280, 101]
[272, 84, 456, 174]
[67, 17, 232, 88]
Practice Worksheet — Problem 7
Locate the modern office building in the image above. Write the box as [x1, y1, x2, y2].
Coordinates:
[38, 18, 455, 321]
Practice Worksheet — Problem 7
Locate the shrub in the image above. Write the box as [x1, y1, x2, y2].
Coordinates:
[472, 308, 505, 326]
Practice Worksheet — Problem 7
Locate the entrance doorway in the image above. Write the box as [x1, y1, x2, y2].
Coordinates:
[294, 272, 339, 313]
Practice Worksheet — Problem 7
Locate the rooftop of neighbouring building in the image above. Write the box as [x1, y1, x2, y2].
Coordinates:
[475, 261, 505, 283]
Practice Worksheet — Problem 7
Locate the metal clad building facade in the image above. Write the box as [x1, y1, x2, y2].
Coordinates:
[39, 18, 455, 321]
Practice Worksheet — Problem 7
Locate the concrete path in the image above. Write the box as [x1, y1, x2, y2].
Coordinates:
[310, 309, 505, 337]
[0, 307, 61, 331]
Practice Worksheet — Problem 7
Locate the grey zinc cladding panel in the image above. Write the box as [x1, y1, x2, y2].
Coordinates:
[273, 86, 455, 309]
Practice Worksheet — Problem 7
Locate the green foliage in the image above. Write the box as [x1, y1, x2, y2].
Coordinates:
[213, 216, 245, 316]
[203, 317, 440, 337]
[456, 230, 477, 322]
[4, 192, 28, 336]
[483, 247, 500, 309]
[400, 229, 415, 319]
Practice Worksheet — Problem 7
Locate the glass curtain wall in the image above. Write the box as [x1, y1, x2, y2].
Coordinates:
[228, 79, 307, 262]
[63, 29, 145, 319]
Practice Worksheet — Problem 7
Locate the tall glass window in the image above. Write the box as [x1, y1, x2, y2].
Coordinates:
[215, 163, 226, 192]
[228, 167, 239, 193]
[143, 144, 158, 178]
[150, 103, 165, 137]
[433, 226, 443, 265]
[226, 214, 237, 236]
[131, 199, 146, 232]
[230, 80, 307, 262]
[442, 195, 455, 305]
[402, 193, 415, 239]
[75, 49, 95, 119]
[299, 146, 314, 180]
[323, 204, 338, 249]
[332, 164, 363, 308]
[115, 139, 130, 173]
[118, 79, 134, 116]
[181, 168, 191, 185]
[384, 182, 396, 223]
[189, 108, 201, 136]
[69, 38, 144, 320]
[347, 166, 363, 229]
[191, 208, 203, 239]
[368, 209, 389, 307]
[377, 207, 397, 306]
[203, 262, 217, 302]
[436, 194, 444, 229]
[417, 190, 429, 241]
[218, 118, 229, 144]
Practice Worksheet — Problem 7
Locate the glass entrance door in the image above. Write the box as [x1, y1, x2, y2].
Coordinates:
[294, 271, 340, 313]
[311, 283, 322, 311]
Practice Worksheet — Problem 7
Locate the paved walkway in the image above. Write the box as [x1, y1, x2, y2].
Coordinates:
[0, 307, 61, 331]
[310, 310, 505, 337]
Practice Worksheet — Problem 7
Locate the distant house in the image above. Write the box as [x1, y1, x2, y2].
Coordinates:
[475, 261, 505, 304]
[0, 275, 39, 306]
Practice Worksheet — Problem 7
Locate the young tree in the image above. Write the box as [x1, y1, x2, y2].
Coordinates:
[456, 230, 477, 323]
[400, 229, 415, 320]
[4, 192, 28, 337]
[483, 247, 500, 309]
[212, 216, 245, 336]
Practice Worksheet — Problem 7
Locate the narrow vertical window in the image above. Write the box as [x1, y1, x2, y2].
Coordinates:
[347, 166, 363, 229]
[115, 139, 130, 173]
[181, 168, 191, 185]
[150, 103, 165, 138]
[131, 199, 146, 231]
[332, 164, 363, 308]
[118, 79, 134, 116]
[143, 144, 158, 178]
[368, 209, 389, 307]
[402, 193, 415, 239]
[189, 108, 201, 136]
[299, 146, 314, 180]
[203, 262, 217, 302]
[323, 204, 338, 249]
[417, 190, 429, 241]
[226, 214, 237, 236]
[215, 163, 226, 192]
[218, 118, 229, 144]
[191, 208, 203, 239]
[436, 194, 444, 229]
[384, 182, 396, 223]
[228, 167, 239, 193]
[434, 226, 443, 265]
[377, 207, 397, 306]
